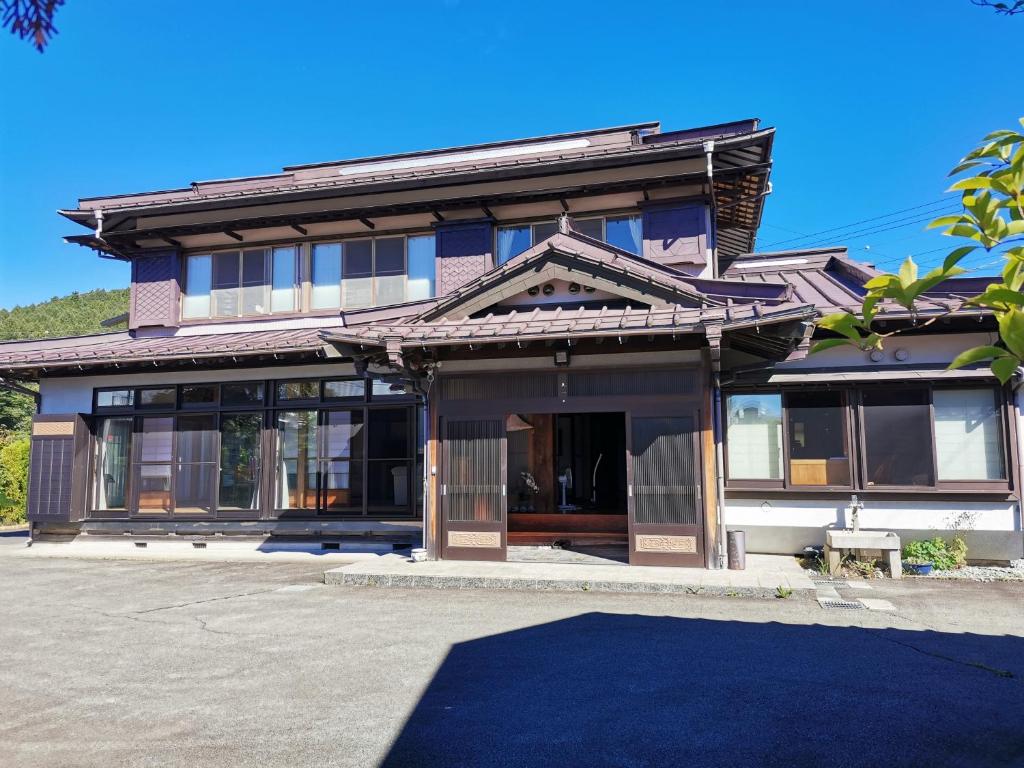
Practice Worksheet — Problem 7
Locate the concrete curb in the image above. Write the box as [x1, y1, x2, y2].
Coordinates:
[324, 568, 814, 599]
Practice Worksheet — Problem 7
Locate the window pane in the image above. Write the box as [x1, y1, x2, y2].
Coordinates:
[786, 391, 850, 486]
[276, 380, 319, 402]
[275, 411, 318, 509]
[241, 249, 270, 316]
[496, 226, 531, 265]
[312, 243, 342, 309]
[407, 235, 435, 299]
[371, 379, 405, 398]
[220, 414, 262, 510]
[368, 460, 410, 508]
[271, 247, 297, 313]
[726, 393, 782, 480]
[322, 410, 365, 512]
[176, 414, 217, 464]
[222, 381, 264, 407]
[573, 218, 603, 240]
[212, 251, 240, 316]
[181, 384, 217, 408]
[532, 221, 558, 243]
[934, 388, 1005, 480]
[324, 379, 365, 400]
[138, 417, 174, 462]
[368, 408, 410, 459]
[137, 465, 172, 513]
[322, 460, 363, 512]
[97, 389, 133, 408]
[343, 240, 373, 308]
[94, 418, 131, 510]
[175, 464, 215, 514]
[138, 388, 175, 409]
[175, 415, 217, 515]
[183, 254, 212, 319]
[375, 238, 405, 275]
[863, 389, 934, 487]
[324, 410, 365, 461]
[375, 274, 406, 306]
[606, 215, 642, 255]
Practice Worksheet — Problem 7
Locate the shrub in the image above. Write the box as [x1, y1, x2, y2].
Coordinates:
[902, 537, 964, 571]
[0, 436, 30, 525]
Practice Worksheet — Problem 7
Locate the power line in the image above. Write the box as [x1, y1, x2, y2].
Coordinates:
[797, 208, 959, 250]
[760, 197, 958, 249]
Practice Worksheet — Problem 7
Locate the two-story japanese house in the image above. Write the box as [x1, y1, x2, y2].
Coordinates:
[2, 119, 1020, 567]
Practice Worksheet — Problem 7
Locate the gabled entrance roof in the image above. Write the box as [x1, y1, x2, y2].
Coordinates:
[416, 229, 791, 323]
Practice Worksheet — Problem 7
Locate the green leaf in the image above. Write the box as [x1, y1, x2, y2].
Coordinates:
[949, 176, 995, 192]
[810, 338, 852, 355]
[998, 307, 1024, 359]
[948, 345, 1007, 370]
[971, 287, 1024, 308]
[943, 245, 977, 272]
[898, 257, 918, 288]
[927, 215, 968, 230]
[991, 356, 1019, 384]
[816, 312, 865, 342]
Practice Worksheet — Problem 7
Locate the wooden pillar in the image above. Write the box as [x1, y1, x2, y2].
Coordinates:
[700, 350, 720, 568]
[424, 387, 441, 559]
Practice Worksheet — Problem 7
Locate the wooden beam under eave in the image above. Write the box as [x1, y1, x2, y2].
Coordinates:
[291, 224, 308, 236]
[162, 237, 182, 249]
[224, 230, 244, 242]
[359, 217, 376, 230]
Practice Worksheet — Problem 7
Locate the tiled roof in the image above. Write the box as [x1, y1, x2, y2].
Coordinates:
[722, 249, 962, 315]
[0, 327, 330, 372]
[323, 302, 815, 350]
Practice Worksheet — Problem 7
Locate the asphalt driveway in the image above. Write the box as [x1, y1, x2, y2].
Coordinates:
[1, 534, 1022, 768]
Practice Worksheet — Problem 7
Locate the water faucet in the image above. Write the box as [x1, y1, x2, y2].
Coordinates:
[849, 494, 863, 532]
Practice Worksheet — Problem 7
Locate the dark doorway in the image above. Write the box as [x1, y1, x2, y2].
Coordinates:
[507, 412, 628, 552]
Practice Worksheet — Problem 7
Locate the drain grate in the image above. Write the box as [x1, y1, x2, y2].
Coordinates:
[818, 598, 865, 610]
[813, 579, 848, 587]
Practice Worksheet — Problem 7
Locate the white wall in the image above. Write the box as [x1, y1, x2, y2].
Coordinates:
[39, 362, 358, 414]
[779, 331, 1000, 370]
[724, 496, 1022, 562]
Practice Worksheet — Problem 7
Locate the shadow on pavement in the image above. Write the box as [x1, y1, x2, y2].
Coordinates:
[381, 612, 1024, 768]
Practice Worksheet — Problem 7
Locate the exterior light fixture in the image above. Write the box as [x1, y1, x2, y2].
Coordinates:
[554, 350, 570, 367]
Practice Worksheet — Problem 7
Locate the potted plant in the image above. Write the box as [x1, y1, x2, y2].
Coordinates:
[903, 557, 934, 576]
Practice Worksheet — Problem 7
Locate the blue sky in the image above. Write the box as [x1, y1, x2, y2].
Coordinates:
[0, 1, 1018, 309]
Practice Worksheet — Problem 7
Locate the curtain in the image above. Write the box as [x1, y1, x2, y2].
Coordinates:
[934, 388, 1004, 480]
[497, 227, 518, 265]
[628, 215, 643, 256]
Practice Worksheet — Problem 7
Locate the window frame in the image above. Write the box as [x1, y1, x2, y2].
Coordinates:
[494, 209, 644, 264]
[181, 245, 302, 321]
[89, 377, 419, 520]
[723, 382, 1014, 494]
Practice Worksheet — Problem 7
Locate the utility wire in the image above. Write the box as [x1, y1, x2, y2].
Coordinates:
[760, 197, 958, 249]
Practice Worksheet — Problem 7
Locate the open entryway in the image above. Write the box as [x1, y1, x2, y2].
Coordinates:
[505, 411, 629, 564]
[439, 398, 705, 567]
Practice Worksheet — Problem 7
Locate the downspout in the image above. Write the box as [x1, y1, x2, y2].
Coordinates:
[1012, 371, 1024, 556]
[706, 325, 728, 569]
[712, 370, 728, 569]
[703, 140, 718, 277]
[94, 209, 105, 241]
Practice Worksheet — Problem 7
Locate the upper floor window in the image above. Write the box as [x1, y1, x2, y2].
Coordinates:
[183, 247, 298, 319]
[496, 214, 642, 265]
[311, 234, 435, 311]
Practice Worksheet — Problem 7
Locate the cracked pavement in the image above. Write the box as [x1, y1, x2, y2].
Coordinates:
[0, 533, 1022, 768]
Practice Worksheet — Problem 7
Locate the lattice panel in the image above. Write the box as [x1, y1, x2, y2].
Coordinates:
[132, 252, 179, 328]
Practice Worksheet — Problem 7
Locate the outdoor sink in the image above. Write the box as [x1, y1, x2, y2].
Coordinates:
[824, 530, 902, 579]
[826, 530, 900, 551]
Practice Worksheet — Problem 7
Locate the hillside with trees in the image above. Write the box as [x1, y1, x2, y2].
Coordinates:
[0, 288, 129, 522]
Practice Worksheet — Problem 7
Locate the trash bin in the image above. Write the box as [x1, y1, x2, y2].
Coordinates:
[727, 529, 746, 570]
[391, 465, 409, 506]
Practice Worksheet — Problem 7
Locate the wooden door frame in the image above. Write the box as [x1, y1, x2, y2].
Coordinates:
[625, 407, 706, 567]
[438, 415, 508, 561]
